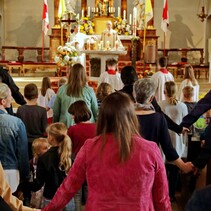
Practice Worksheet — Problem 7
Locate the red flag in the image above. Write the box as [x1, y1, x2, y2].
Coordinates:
[161, 0, 169, 32]
[42, 0, 49, 35]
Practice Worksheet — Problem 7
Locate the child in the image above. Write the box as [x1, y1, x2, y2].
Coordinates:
[177, 65, 199, 102]
[29, 123, 75, 210]
[27, 138, 49, 208]
[68, 100, 96, 210]
[96, 82, 112, 108]
[98, 58, 123, 91]
[37, 77, 55, 119]
[16, 83, 48, 159]
[159, 81, 188, 202]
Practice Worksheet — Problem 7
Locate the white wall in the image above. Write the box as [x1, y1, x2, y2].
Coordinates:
[1, 0, 210, 61]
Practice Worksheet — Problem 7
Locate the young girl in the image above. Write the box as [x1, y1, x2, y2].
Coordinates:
[177, 65, 199, 102]
[29, 123, 75, 210]
[96, 82, 112, 108]
[37, 77, 55, 119]
[29, 138, 49, 208]
[68, 100, 96, 210]
[159, 81, 188, 201]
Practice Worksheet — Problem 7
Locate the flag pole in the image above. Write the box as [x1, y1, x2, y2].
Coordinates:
[163, 32, 166, 56]
[42, 31, 45, 61]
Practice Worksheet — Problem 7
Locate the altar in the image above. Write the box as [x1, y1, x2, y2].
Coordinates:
[82, 49, 127, 80]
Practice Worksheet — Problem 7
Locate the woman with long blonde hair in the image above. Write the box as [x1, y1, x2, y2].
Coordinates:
[29, 122, 75, 210]
[53, 63, 98, 127]
[177, 65, 199, 102]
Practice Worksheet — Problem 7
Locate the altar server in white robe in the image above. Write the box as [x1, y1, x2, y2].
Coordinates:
[69, 25, 88, 68]
[98, 58, 124, 91]
[101, 21, 123, 49]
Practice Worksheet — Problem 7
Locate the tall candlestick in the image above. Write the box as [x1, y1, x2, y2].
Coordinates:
[129, 14, 132, 25]
[118, 7, 120, 17]
[81, 9, 84, 17]
[123, 10, 126, 20]
[87, 7, 90, 17]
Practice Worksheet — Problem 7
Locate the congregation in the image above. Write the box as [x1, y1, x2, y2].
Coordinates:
[0, 54, 211, 211]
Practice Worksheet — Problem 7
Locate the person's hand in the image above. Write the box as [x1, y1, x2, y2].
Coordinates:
[181, 127, 190, 134]
[181, 161, 194, 174]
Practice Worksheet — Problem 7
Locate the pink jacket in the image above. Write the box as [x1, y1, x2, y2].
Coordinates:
[42, 134, 171, 211]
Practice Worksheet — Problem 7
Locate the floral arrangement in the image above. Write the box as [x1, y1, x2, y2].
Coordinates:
[77, 17, 94, 35]
[113, 17, 132, 35]
[54, 43, 78, 66]
[143, 69, 155, 78]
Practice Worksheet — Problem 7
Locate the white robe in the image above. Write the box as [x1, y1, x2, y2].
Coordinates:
[69, 32, 88, 68]
[98, 72, 124, 91]
[101, 29, 123, 49]
[151, 71, 174, 102]
[177, 79, 200, 102]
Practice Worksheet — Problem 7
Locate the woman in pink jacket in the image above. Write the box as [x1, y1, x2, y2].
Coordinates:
[42, 92, 171, 211]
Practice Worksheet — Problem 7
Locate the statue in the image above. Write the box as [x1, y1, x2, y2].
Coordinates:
[133, 0, 145, 29]
[66, 0, 76, 14]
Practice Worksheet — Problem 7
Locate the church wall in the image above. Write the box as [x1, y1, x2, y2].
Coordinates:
[1, 0, 210, 61]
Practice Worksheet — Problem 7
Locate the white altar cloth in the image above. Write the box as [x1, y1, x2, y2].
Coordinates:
[82, 49, 127, 80]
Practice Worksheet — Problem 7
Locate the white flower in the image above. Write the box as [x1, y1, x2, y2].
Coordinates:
[64, 55, 70, 61]
[54, 56, 60, 63]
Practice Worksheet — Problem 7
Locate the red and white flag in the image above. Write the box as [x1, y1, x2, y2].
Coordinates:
[42, 0, 49, 35]
[161, 0, 169, 33]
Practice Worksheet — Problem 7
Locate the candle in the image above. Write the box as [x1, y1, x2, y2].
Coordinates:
[81, 9, 84, 17]
[123, 10, 126, 20]
[129, 14, 132, 25]
[76, 13, 80, 20]
[106, 41, 110, 49]
[118, 7, 120, 17]
[109, 7, 111, 13]
[100, 41, 103, 50]
[113, 7, 115, 13]
[87, 40, 90, 50]
[115, 40, 119, 50]
[87, 7, 90, 17]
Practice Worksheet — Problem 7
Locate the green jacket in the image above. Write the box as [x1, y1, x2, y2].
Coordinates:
[53, 84, 98, 127]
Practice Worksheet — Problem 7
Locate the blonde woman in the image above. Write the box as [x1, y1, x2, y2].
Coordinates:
[159, 81, 188, 201]
[29, 123, 75, 210]
[177, 65, 199, 102]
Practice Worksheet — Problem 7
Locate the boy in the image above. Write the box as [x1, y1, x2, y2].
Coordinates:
[98, 58, 123, 91]
[16, 83, 48, 159]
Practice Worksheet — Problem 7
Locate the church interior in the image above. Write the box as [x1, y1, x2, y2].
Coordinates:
[0, 0, 211, 210]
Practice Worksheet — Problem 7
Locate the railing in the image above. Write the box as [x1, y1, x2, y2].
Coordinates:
[158, 48, 204, 64]
[1, 46, 50, 62]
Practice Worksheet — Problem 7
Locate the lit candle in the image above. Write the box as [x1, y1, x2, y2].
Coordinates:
[81, 9, 84, 17]
[129, 14, 132, 25]
[106, 41, 110, 49]
[123, 10, 126, 20]
[118, 7, 120, 17]
[87, 7, 90, 17]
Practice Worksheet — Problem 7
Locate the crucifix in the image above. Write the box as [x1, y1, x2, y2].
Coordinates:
[59, 13, 77, 45]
